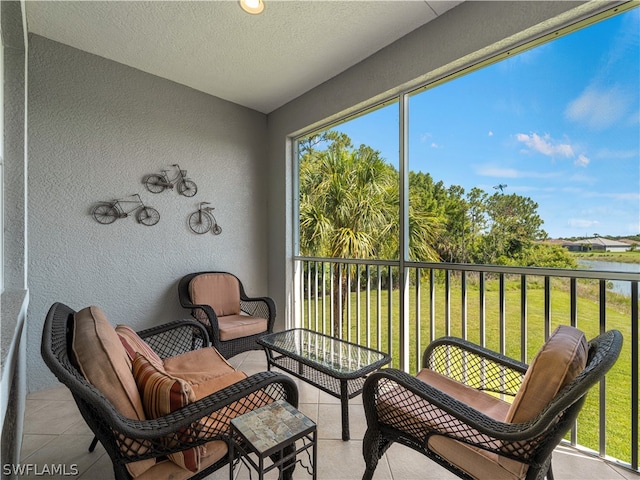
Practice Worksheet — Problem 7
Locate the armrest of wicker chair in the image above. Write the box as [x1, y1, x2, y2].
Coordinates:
[137, 319, 211, 358]
[96, 371, 298, 460]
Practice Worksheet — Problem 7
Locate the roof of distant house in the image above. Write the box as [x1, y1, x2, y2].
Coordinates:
[574, 237, 630, 247]
[619, 238, 640, 245]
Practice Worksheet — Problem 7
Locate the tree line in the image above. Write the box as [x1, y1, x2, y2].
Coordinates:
[299, 130, 577, 269]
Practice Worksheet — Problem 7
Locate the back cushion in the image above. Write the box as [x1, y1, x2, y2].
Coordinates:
[73, 306, 146, 421]
[189, 273, 241, 316]
[116, 324, 164, 370]
[506, 325, 588, 424]
[72, 306, 155, 477]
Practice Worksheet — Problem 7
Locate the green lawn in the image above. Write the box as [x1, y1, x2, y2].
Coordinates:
[301, 275, 637, 463]
[572, 250, 640, 264]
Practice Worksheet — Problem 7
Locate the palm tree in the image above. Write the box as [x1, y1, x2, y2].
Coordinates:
[299, 134, 396, 335]
[299, 131, 442, 336]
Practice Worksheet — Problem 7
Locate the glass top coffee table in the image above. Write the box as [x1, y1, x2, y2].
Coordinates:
[258, 328, 391, 440]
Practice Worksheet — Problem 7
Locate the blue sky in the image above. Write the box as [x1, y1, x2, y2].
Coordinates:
[331, 8, 639, 239]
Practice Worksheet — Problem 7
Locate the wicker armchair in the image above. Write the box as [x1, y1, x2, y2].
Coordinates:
[178, 271, 275, 359]
[362, 328, 622, 480]
[41, 302, 298, 480]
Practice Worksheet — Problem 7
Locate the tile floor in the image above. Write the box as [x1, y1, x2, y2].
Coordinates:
[20, 350, 639, 480]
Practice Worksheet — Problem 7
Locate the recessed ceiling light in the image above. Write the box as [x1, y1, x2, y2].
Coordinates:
[240, 0, 265, 15]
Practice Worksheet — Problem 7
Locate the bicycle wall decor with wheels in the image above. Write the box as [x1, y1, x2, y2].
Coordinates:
[92, 194, 160, 226]
[143, 164, 197, 197]
[188, 202, 222, 235]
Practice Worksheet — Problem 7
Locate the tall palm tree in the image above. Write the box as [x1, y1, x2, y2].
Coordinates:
[299, 131, 443, 336]
[299, 135, 396, 335]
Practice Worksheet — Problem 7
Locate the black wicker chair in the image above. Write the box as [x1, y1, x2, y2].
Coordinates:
[178, 271, 276, 359]
[41, 302, 298, 480]
[361, 329, 622, 480]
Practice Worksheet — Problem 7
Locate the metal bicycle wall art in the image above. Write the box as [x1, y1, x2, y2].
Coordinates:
[143, 164, 197, 197]
[188, 202, 222, 235]
[92, 194, 160, 226]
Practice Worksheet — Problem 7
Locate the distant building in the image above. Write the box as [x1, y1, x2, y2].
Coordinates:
[561, 240, 590, 252]
[566, 237, 632, 252]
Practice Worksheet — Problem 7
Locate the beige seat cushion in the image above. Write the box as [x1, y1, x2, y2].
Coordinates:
[412, 369, 526, 479]
[189, 273, 241, 316]
[428, 435, 524, 480]
[163, 347, 236, 384]
[217, 315, 268, 341]
[162, 347, 247, 399]
[72, 306, 155, 477]
[376, 368, 511, 447]
[134, 441, 228, 480]
[191, 371, 248, 401]
[506, 325, 588, 424]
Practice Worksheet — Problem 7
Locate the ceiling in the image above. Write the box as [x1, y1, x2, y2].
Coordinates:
[25, 1, 463, 114]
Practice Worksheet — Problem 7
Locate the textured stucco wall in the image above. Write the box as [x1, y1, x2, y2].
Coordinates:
[3, 0, 27, 291]
[1, 1, 28, 476]
[27, 35, 268, 391]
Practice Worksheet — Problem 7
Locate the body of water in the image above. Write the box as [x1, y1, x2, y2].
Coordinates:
[577, 260, 640, 297]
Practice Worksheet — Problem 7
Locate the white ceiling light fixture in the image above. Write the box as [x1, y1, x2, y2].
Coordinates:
[239, 0, 265, 15]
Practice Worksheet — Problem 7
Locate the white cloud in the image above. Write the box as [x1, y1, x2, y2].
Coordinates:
[516, 133, 574, 158]
[430, 142, 442, 149]
[565, 86, 631, 130]
[574, 154, 590, 167]
[488, 131, 494, 137]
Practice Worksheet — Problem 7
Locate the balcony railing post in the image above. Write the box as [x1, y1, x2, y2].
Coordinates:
[429, 268, 436, 343]
[479, 271, 486, 348]
[387, 265, 393, 366]
[631, 281, 638, 471]
[599, 279, 607, 458]
[521, 274, 528, 364]
[544, 276, 551, 340]
[416, 268, 422, 371]
[445, 270, 451, 337]
[366, 265, 371, 349]
[569, 276, 578, 446]
[461, 271, 467, 341]
[377, 267, 382, 351]
[347, 265, 352, 342]
[500, 273, 506, 355]
[356, 264, 361, 344]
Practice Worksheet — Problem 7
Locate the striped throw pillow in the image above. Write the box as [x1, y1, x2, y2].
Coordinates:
[131, 353, 204, 472]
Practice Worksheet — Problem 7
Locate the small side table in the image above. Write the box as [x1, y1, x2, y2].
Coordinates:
[229, 400, 317, 480]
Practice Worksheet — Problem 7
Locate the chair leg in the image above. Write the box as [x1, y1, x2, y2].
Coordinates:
[546, 463, 554, 480]
[362, 429, 382, 480]
[88, 436, 99, 452]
